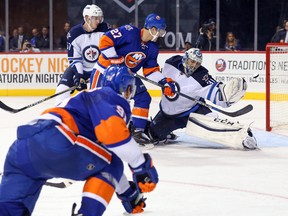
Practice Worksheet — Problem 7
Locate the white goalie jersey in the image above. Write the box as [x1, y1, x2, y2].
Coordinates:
[160, 55, 246, 116]
[160, 55, 229, 116]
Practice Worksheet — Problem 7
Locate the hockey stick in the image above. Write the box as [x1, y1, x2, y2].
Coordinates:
[135, 74, 253, 117]
[0, 86, 77, 113]
[0, 172, 74, 189]
[45, 180, 75, 188]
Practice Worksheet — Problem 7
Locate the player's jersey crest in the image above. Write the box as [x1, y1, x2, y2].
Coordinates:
[124, 25, 134, 31]
[83, 45, 100, 63]
[202, 74, 210, 82]
[125, 52, 146, 68]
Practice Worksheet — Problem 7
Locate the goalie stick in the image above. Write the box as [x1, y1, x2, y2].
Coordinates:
[135, 74, 253, 117]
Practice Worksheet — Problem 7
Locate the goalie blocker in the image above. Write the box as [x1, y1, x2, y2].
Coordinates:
[186, 113, 258, 150]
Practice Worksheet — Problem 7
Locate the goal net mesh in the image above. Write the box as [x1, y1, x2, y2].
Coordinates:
[266, 43, 288, 132]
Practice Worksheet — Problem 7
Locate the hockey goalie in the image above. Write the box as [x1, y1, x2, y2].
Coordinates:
[133, 48, 257, 150]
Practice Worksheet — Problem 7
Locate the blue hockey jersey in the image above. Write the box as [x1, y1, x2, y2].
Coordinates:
[93, 24, 160, 77]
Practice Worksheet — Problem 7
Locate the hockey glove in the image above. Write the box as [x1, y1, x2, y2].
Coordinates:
[158, 78, 176, 97]
[117, 181, 146, 214]
[129, 153, 158, 193]
[73, 73, 87, 91]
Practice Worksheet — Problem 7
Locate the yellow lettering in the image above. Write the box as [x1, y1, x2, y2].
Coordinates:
[19, 58, 27, 72]
[48, 58, 56, 72]
[35, 58, 43, 73]
[27, 58, 34, 72]
[1, 58, 9, 73]
[10, 58, 18, 72]
[48, 57, 68, 73]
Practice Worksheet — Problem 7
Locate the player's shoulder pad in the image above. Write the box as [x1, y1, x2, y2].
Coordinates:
[67, 23, 85, 42]
[192, 65, 211, 85]
[165, 55, 183, 67]
[196, 65, 209, 74]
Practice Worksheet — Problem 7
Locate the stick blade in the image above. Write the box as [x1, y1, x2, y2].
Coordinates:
[45, 180, 74, 188]
[0, 101, 19, 113]
[219, 104, 253, 117]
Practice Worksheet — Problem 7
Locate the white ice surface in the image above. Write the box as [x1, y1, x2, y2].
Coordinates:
[0, 96, 288, 216]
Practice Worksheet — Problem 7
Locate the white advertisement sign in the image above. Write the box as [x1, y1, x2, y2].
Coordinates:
[0, 52, 275, 99]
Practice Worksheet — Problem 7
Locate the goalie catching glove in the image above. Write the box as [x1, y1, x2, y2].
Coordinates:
[219, 77, 247, 105]
[117, 181, 146, 214]
[129, 153, 158, 193]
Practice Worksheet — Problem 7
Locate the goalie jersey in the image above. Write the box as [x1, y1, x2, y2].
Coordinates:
[67, 22, 111, 74]
[93, 24, 160, 76]
[160, 55, 229, 116]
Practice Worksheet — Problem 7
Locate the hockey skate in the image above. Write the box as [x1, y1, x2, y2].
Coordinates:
[129, 121, 152, 145]
[150, 132, 178, 145]
[242, 128, 258, 150]
[133, 130, 152, 145]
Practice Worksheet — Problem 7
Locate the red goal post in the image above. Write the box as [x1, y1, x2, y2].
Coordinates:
[266, 43, 288, 132]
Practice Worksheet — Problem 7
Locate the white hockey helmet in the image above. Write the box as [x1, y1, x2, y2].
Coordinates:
[182, 48, 203, 76]
[83, 4, 104, 23]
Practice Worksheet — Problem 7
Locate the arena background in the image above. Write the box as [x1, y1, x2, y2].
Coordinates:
[1, 0, 288, 51]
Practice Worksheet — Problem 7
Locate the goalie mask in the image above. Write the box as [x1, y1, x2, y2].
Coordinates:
[101, 65, 136, 100]
[182, 48, 203, 77]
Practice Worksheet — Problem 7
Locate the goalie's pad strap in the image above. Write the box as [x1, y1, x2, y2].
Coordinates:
[185, 113, 248, 149]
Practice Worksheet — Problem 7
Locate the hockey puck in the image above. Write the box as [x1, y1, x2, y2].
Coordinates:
[253, 73, 259, 78]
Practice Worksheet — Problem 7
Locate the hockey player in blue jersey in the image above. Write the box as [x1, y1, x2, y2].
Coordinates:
[0, 65, 158, 216]
[54, 4, 111, 105]
[90, 13, 176, 145]
[144, 48, 258, 150]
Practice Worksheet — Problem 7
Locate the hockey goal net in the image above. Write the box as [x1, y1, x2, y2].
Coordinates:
[266, 43, 288, 132]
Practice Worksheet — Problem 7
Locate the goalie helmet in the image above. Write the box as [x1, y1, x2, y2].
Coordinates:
[144, 13, 166, 38]
[182, 48, 203, 77]
[82, 4, 104, 23]
[101, 65, 136, 100]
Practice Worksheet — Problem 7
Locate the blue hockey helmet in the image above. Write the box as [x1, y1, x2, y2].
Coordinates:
[144, 13, 166, 38]
[102, 65, 136, 100]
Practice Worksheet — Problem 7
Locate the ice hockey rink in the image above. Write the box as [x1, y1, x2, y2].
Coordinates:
[1, 96, 288, 216]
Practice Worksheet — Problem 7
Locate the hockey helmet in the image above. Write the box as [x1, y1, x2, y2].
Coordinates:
[144, 13, 166, 37]
[82, 4, 104, 23]
[102, 65, 136, 100]
[182, 48, 203, 76]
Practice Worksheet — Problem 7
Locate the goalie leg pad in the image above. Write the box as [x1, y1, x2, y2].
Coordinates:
[185, 113, 257, 150]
